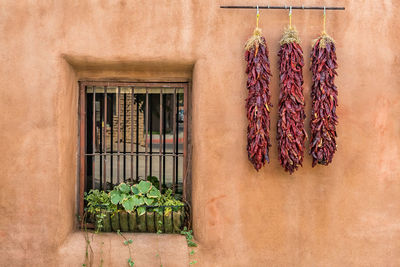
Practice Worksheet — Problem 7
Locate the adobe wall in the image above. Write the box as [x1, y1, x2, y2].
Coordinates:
[0, 0, 399, 266]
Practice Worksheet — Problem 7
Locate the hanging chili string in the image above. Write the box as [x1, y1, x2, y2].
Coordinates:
[309, 8, 338, 166]
[245, 6, 273, 171]
[277, 7, 307, 174]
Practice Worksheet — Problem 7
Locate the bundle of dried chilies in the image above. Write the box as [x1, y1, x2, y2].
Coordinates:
[309, 32, 338, 166]
[277, 27, 307, 174]
[245, 27, 273, 171]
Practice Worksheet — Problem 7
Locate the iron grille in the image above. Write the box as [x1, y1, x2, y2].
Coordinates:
[78, 81, 189, 216]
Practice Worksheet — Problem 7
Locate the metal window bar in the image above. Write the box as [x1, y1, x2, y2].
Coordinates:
[80, 82, 189, 218]
[92, 89, 96, 190]
[172, 89, 176, 193]
[117, 86, 121, 185]
[103, 86, 108, 190]
[162, 95, 166, 187]
[136, 93, 139, 182]
[99, 88, 103, 189]
[131, 87, 134, 183]
[175, 91, 179, 192]
[159, 88, 163, 192]
[123, 93, 127, 182]
[145, 89, 149, 181]
[110, 93, 114, 189]
[149, 95, 153, 178]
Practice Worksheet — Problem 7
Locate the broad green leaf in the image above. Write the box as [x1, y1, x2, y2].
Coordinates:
[121, 193, 128, 201]
[144, 197, 154, 206]
[110, 191, 122, 204]
[131, 185, 140, 195]
[122, 197, 135, 211]
[136, 197, 144, 206]
[137, 206, 146, 216]
[148, 187, 161, 198]
[137, 180, 152, 194]
[130, 195, 141, 206]
[119, 183, 131, 194]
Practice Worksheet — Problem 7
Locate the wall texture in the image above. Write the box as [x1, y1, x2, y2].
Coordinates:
[0, 0, 399, 266]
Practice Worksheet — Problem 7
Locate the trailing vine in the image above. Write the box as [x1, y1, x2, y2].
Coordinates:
[181, 226, 197, 265]
[117, 230, 134, 266]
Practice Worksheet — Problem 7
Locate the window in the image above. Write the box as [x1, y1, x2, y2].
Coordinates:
[78, 81, 190, 216]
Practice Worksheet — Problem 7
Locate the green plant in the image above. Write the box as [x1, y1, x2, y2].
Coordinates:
[99, 241, 104, 267]
[180, 227, 197, 247]
[117, 230, 134, 266]
[160, 189, 184, 215]
[181, 227, 198, 265]
[110, 181, 162, 216]
[84, 189, 116, 232]
[84, 189, 115, 214]
[81, 211, 94, 267]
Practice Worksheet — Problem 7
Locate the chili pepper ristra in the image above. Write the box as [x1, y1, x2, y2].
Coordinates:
[277, 8, 307, 174]
[245, 7, 273, 171]
[309, 9, 338, 166]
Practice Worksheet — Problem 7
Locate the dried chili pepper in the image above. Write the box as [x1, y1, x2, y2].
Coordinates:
[309, 33, 338, 166]
[245, 28, 272, 171]
[277, 27, 307, 174]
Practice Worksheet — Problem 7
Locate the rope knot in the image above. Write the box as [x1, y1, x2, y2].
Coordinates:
[245, 27, 265, 51]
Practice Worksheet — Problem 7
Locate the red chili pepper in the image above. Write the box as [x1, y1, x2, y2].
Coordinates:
[309, 35, 338, 166]
[277, 28, 306, 174]
[245, 29, 272, 171]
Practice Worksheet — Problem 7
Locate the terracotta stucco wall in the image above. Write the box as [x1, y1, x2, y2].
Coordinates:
[0, 0, 399, 266]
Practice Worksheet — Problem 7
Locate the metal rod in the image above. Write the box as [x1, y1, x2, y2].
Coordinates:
[220, 5, 345, 10]
[162, 94, 166, 188]
[136, 94, 139, 182]
[103, 86, 107, 190]
[159, 88, 163, 192]
[110, 93, 113, 188]
[131, 87, 134, 183]
[145, 88, 149, 180]
[92, 87, 96, 190]
[149, 94, 153, 178]
[172, 88, 177, 193]
[117, 86, 120, 184]
[99, 89, 103, 189]
[124, 92, 127, 182]
[175, 91, 179, 192]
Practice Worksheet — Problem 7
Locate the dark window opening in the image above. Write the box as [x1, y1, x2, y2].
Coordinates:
[79, 81, 190, 217]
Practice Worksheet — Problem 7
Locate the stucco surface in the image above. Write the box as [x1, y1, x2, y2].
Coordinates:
[0, 0, 399, 266]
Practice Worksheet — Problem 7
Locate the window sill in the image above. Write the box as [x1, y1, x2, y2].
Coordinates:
[58, 231, 189, 266]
